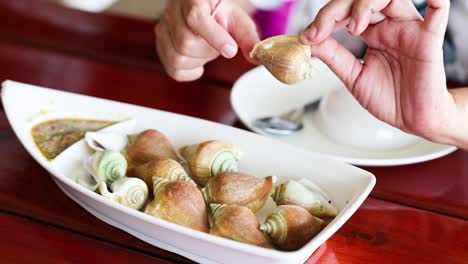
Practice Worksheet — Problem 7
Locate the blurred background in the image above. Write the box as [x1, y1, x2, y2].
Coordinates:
[52, 0, 167, 20]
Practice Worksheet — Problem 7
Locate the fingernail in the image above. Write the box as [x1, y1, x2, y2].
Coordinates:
[221, 44, 237, 58]
[347, 18, 356, 33]
[306, 25, 317, 41]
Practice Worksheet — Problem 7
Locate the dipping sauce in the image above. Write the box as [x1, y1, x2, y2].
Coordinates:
[31, 118, 115, 160]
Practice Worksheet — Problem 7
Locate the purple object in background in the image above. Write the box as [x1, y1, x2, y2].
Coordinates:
[253, 1, 295, 40]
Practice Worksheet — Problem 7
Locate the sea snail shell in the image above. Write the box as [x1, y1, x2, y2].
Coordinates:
[179, 140, 242, 186]
[123, 129, 183, 176]
[84, 150, 127, 186]
[209, 204, 271, 248]
[250, 35, 314, 85]
[98, 177, 149, 210]
[272, 180, 338, 218]
[144, 177, 209, 232]
[260, 205, 325, 250]
[132, 158, 195, 192]
[202, 172, 274, 213]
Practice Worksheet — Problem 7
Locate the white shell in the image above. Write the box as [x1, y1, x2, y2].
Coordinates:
[75, 169, 99, 191]
[84, 118, 136, 151]
[298, 178, 334, 204]
[83, 151, 100, 181]
[276, 179, 338, 218]
[99, 177, 149, 210]
[85, 132, 129, 152]
[271, 175, 278, 184]
[254, 197, 277, 224]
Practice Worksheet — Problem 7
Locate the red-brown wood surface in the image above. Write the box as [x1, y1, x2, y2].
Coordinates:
[1, 1, 468, 263]
[0, 41, 237, 125]
[0, 213, 172, 264]
[365, 151, 468, 220]
[311, 199, 468, 264]
[0, 0, 254, 86]
[0, 130, 467, 263]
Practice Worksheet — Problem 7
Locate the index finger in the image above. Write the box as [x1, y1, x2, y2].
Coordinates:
[183, 0, 238, 58]
[301, 0, 353, 45]
[423, 0, 450, 36]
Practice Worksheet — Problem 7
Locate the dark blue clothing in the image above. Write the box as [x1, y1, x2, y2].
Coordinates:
[415, 1, 456, 64]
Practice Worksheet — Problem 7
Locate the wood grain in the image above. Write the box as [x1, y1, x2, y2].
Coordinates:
[0, 0, 254, 86]
[0, 41, 237, 125]
[0, 130, 467, 263]
[1, 1, 468, 263]
[364, 150, 468, 220]
[310, 199, 468, 264]
[0, 213, 172, 264]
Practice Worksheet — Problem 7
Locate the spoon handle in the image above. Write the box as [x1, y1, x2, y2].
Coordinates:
[280, 97, 322, 122]
[303, 98, 322, 112]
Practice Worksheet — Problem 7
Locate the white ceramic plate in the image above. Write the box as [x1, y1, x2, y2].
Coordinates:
[231, 61, 457, 167]
[2, 80, 375, 264]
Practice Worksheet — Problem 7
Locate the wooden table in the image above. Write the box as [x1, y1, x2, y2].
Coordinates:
[1, 1, 467, 263]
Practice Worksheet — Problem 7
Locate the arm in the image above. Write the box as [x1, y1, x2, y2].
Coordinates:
[448, 88, 468, 149]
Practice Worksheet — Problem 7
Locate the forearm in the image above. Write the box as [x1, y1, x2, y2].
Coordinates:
[447, 87, 468, 150]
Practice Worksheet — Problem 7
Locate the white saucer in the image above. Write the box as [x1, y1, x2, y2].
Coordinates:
[231, 60, 457, 166]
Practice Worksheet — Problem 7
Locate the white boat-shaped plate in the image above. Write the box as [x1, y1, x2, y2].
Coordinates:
[2, 80, 375, 264]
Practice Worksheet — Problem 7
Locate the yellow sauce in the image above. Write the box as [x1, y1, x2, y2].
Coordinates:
[31, 118, 115, 160]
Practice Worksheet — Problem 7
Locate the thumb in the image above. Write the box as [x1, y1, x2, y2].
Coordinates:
[423, 0, 450, 39]
[309, 37, 363, 90]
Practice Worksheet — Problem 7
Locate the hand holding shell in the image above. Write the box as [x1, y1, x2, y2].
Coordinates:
[179, 140, 241, 186]
[202, 172, 274, 213]
[260, 205, 325, 250]
[144, 177, 209, 232]
[250, 35, 314, 85]
[210, 204, 271, 248]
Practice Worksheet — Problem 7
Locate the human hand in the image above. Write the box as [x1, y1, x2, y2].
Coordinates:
[155, 0, 259, 81]
[300, 0, 460, 145]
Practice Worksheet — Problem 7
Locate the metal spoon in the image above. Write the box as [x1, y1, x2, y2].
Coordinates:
[252, 98, 322, 135]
